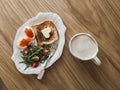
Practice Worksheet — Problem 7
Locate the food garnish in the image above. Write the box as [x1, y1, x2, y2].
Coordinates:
[24, 28, 34, 39]
[19, 38, 31, 48]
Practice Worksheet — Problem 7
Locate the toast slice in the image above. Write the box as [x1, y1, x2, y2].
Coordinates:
[32, 20, 59, 46]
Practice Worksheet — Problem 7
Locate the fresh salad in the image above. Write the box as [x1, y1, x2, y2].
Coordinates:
[20, 43, 50, 70]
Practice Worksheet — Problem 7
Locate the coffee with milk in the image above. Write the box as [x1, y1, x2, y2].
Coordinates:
[71, 34, 98, 60]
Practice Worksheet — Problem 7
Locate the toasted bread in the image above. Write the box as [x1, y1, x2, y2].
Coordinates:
[32, 20, 59, 46]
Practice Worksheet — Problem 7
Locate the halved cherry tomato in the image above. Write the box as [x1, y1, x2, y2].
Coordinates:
[22, 48, 28, 56]
[31, 61, 39, 68]
[43, 48, 49, 55]
[28, 45, 33, 52]
[34, 55, 40, 61]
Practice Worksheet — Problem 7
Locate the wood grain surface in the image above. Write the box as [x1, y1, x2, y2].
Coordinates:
[0, 0, 120, 90]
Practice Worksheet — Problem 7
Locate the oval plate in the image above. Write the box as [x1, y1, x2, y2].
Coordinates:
[11, 12, 66, 74]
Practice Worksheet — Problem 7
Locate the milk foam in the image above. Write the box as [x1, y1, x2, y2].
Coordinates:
[71, 35, 98, 60]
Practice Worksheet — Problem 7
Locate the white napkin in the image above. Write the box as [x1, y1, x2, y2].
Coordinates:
[11, 12, 66, 75]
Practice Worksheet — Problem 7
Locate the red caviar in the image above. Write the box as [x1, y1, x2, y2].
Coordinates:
[24, 28, 34, 38]
[19, 38, 30, 48]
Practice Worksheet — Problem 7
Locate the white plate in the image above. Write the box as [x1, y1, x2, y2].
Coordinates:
[11, 12, 66, 74]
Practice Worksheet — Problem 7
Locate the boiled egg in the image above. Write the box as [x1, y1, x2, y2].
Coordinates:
[24, 27, 35, 40]
[18, 27, 35, 49]
[18, 38, 31, 49]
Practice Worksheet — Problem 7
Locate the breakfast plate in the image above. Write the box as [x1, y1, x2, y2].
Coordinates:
[11, 12, 66, 75]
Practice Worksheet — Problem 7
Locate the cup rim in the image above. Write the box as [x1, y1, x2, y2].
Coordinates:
[69, 33, 98, 60]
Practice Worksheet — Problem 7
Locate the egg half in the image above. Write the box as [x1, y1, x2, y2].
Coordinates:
[18, 27, 35, 48]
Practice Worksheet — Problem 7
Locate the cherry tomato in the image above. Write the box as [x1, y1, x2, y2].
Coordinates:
[43, 48, 49, 55]
[31, 61, 39, 68]
[34, 55, 40, 61]
[22, 48, 28, 56]
[29, 47, 33, 52]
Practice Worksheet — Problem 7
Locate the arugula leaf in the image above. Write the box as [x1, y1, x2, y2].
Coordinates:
[20, 43, 50, 70]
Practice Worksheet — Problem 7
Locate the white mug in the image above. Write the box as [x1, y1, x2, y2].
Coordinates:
[69, 33, 101, 65]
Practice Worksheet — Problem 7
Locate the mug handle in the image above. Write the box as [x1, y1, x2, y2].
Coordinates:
[92, 56, 101, 65]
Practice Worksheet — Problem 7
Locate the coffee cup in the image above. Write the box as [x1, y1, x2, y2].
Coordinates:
[69, 33, 101, 65]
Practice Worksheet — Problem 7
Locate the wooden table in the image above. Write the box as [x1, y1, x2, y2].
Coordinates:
[0, 0, 120, 90]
